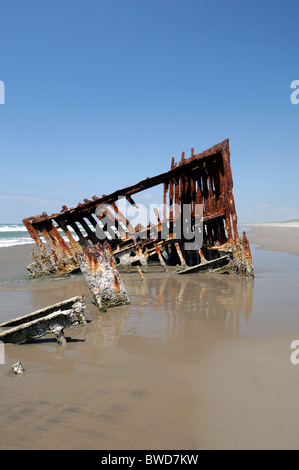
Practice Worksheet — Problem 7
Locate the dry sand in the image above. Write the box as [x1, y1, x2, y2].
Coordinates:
[0, 225, 298, 450]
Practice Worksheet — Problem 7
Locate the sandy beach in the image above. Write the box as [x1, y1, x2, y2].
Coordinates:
[1, 0, 298, 454]
[246, 223, 299, 256]
[0, 224, 298, 450]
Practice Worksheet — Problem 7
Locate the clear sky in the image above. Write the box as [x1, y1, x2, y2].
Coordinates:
[0, 0, 298, 224]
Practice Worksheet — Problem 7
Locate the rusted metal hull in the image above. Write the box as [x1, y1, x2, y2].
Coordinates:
[0, 296, 87, 345]
[0, 296, 86, 328]
[0, 310, 76, 345]
[22, 139, 254, 278]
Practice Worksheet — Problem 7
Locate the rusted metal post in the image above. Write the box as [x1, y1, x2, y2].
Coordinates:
[137, 265, 145, 281]
[175, 242, 187, 268]
[155, 243, 168, 273]
[198, 248, 208, 264]
[78, 241, 130, 311]
[55, 218, 83, 257]
[242, 231, 254, 277]
[163, 182, 168, 222]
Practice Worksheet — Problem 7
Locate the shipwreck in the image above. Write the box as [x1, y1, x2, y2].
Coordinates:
[22, 139, 254, 279]
[0, 296, 87, 345]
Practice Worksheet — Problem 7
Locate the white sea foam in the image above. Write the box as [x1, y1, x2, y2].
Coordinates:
[0, 223, 97, 248]
[0, 238, 35, 248]
[0, 224, 27, 232]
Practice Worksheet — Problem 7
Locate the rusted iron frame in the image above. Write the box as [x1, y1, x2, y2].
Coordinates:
[23, 217, 80, 275]
[22, 139, 253, 277]
[24, 140, 230, 225]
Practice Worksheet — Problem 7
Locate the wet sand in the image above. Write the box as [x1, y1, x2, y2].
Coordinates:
[0, 226, 298, 450]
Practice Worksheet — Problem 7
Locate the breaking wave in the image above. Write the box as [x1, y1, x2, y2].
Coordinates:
[0, 224, 81, 248]
[0, 224, 28, 232]
[0, 224, 32, 248]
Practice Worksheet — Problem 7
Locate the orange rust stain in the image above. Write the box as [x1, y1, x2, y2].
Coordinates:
[98, 263, 105, 272]
[114, 272, 120, 291]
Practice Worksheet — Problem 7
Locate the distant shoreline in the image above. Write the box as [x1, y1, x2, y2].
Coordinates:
[245, 224, 299, 256]
[245, 221, 299, 228]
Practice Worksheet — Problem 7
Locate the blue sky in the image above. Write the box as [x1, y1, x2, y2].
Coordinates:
[0, 0, 298, 224]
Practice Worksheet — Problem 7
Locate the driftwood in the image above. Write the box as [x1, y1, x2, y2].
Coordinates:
[0, 296, 87, 345]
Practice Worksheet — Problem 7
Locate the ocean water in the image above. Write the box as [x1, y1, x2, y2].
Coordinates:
[0, 224, 35, 248]
[0, 223, 85, 249]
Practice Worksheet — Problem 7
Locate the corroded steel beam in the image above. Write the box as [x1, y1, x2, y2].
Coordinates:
[0, 296, 87, 328]
[78, 241, 130, 310]
[0, 296, 87, 345]
[22, 139, 254, 278]
[0, 310, 77, 345]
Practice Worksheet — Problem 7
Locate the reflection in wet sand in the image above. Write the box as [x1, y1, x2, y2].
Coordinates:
[149, 273, 253, 338]
[81, 270, 255, 350]
[0, 267, 256, 450]
[5, 265, 255, 360]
